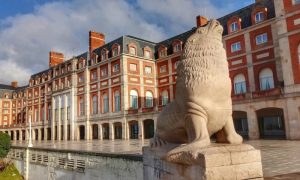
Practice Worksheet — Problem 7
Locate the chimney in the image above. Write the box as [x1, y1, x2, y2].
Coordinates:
[196, 15, 208, 27]
[49, 51, 64, 67]
[255, 0, 263, 3]
[89, 31, 105, 53]
[11, 81, 18, 88]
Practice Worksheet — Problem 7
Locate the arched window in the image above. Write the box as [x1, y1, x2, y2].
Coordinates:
[101, 49, 108, 61]
[161, 90, 168, 106]
[172, 40, 182, 53]
[66, 94, 70, 120]
[103, 93, 109, 113]
[158, 45, 167, 58]
[48, 105, 52, 121]
[128, 43, 137, 56]
[92, 95, 98, 115]
[79, 97, 84, 116]
[144, 46, 151, 59]
[255, 12, 264, 23]
[234, 74, 247, 95]
[114, 91, 121, 112]
[130, 90, 138, 109]
[112, 44, 120, 57]
[259, 68, 274, 90]
[145, 91, 153, 107]
[227, 16, 241, 33]
[3, 94, 9, 99]
[230, 22, 238, 32]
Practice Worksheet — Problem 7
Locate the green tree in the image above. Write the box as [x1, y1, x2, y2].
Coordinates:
[0, 132, 11, 158]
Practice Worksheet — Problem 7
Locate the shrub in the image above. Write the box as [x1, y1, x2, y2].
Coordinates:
[0, 132, 11, 159]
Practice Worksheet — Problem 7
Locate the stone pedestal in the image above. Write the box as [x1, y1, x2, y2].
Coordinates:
[143, 143, 263, 180]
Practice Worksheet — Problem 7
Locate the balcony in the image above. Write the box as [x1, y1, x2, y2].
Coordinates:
[142, 107, 154, 113]
[232, 93, 246, 101]
[127, 109, 138, 114]
[252, 88, 282, 98]
[231, 88, 282, 102]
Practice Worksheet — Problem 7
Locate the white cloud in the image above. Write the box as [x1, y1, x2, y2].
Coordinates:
[0, 0, 251, 86]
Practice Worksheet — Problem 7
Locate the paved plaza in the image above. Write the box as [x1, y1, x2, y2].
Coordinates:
[12, 140, 300, 178]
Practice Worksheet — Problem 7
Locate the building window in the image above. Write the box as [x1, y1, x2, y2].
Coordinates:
[112, 47, 119, 57]
[114, 91, 121, 112]
[145, 66, 152, 74]
[101, 68, 108, 76]
[67, 64, 72, 72]
[159, 50, 167, 58]
[255, 12, 264, 23]
[173, 43, 182, 53]
[130, 90, 138, 109]
[61, 106, 64, 121]
[174, 61, 179, 70]
[159, 65, 167, 73]
[34, 108, 38, 122]
[91, 71, 97, 81]
[130, 63, 137, 71]
[144, 50, 151, 59]
[103, 93, 109, 113]
[129, 47, 136, 55]
[231, 42, 241, 52]
[48, 105, 52, 121]
[3, 103, 9, 108]
[101, 51, 107, 61]
[67, 78, 71, 87]
[91, 56, 97, 65]
[161, 90, 168, 106]
[256, 33, 268, 45]
[92, 95, 98, 115]
[259, 68, 274, 91]
[230, 22, 238, 32]
[3, 116, 7, 121]
[79, 97, 84, 116]
[234, 74, 247, 95]
[61, 81, 65, 89]
[145, 91, 153, 107]
[66, 94, 70, 120]
[113, 63, 120, 73]
[78, 74, 84, 83]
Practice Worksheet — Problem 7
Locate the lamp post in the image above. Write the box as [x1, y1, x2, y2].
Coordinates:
[25, 109, 33, 180]
[28, 110, 33, 147]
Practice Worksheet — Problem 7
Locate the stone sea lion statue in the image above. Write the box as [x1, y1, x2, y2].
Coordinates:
[150, 19, 243, 164]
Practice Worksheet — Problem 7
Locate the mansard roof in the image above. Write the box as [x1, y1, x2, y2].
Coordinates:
[218, 0, 275, 35]
[0, 84, 15, 90]
[154, 28, 195, 59]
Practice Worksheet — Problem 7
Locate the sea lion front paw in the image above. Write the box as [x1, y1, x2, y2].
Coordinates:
[150, 135, 167, 148]
[227, 132, 243, 144]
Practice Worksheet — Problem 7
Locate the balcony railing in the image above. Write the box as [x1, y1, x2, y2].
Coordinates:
[232, 87, 282, 101]
[142, 107, 154, 113]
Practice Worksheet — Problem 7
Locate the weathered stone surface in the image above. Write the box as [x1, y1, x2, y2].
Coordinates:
[143, 143, 263, 180]
[150, 18, 242, 165]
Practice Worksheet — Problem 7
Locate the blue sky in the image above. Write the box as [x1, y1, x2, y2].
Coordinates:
[0, 0, 253, 19]
[0, 0, 254, 85]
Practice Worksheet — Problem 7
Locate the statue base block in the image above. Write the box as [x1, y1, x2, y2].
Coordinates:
[143, 143, 263, 180]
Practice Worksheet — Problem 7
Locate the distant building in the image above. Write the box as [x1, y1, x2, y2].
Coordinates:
[1, 0, 300, 141]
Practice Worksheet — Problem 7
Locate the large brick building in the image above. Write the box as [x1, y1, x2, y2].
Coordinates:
[1, 0, 300, 141]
